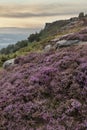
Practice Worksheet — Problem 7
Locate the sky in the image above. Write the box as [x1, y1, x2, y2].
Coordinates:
[0, 0, 87, 29]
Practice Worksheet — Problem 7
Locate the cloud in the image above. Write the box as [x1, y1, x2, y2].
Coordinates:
[0, 12, 74, 18]
[0, 3, 87, 18]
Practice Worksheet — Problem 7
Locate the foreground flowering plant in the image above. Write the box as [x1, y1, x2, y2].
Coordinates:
[0, 44, 87, 130]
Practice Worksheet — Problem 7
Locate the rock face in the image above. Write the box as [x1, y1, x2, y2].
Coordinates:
[45, 23, 51, 29]
[47, 28, 87, 50]
[0, 45, 87, 130]
[3, 59, 15, 69]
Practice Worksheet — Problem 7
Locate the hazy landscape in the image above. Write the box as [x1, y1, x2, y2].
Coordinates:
[0, 28, 40, 49]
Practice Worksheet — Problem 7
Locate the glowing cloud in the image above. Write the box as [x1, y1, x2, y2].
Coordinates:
[0, 0, 87, 28]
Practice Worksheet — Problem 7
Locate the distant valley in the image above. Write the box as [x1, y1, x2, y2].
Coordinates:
[0, 27, 40, 49]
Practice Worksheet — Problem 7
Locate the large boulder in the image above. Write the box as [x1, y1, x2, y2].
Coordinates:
[54, 40, 80, 48]
[3, 59, 15, 69]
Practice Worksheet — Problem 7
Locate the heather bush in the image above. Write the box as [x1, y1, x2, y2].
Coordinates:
[0, 44, 87, 129]
[59, 28, 87, 41]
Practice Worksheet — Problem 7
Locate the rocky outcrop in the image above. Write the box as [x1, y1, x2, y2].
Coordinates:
[45, 23, 51, 29]
[44, 29, 87, 51]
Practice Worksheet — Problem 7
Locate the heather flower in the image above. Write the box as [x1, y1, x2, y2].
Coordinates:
[0, 44, 87, 129]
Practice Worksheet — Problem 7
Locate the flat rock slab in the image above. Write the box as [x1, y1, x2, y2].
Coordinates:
[55, 40, 80, 48]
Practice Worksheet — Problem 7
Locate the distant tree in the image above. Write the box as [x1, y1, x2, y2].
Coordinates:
[85, 14, 87, 17]
[0, 40, 28, 54]
[28, 33, 40, 42]
[79, 12, 84, 19]
[78, 12, 87, 25]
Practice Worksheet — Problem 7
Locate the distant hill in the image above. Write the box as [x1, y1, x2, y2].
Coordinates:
[0, 27, 40, 49]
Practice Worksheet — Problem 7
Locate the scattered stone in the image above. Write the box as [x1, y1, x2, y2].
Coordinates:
[44, 44, 52, 52]
[3, 59, 15, 69]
